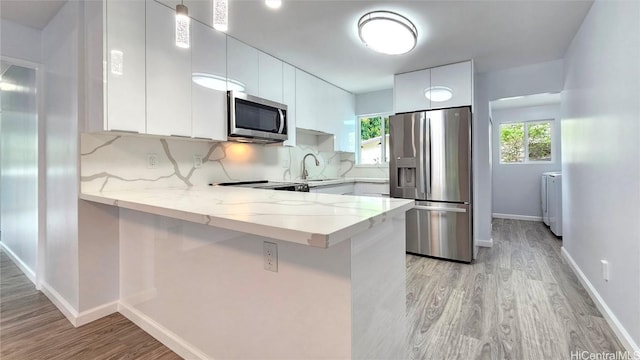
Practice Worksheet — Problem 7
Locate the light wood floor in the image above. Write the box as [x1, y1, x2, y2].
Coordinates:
[1, 219, 625, 359]
[0, 250, 180, 360]
[407, 218, 625, 359]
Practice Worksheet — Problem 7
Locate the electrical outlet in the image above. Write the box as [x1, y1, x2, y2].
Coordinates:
[147, 154, 158, 169]
[264, 242, 278, 272]
[601, 260, 609, 281]
[193, 155, 203, 168]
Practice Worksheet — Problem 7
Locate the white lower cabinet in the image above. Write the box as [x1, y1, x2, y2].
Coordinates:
[310, 184, 355, 195]
[354, 183, 390, 197]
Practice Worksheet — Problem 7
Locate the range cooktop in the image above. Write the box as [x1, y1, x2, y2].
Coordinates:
[211, 180, 310, 192]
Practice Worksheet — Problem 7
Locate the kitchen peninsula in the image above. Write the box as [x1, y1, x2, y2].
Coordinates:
[80, 186, 413, 359]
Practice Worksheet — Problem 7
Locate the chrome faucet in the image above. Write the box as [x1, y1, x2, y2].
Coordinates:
[301, 153, 320, 180]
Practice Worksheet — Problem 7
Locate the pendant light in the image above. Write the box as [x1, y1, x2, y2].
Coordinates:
[213, 0, 228, 32]
[175, 2, 190, 48]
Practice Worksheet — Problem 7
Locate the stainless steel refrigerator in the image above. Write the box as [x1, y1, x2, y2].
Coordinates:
[389, 106, 473, 263]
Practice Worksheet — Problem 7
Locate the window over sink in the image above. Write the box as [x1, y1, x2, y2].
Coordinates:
[357, 113, 391, 165]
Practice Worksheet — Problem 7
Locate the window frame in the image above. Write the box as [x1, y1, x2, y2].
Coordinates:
[356, 112, 393, 166]
[499, 118, 554, 165]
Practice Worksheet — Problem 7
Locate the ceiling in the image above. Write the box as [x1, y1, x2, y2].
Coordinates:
[2, 0, 593, 94]
[0, 0, 66, 29]
[221, 0, 593, 93]
[490, 92, 561, 111]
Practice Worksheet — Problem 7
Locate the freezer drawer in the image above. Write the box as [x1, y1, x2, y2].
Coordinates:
[406, 201, 472, 262]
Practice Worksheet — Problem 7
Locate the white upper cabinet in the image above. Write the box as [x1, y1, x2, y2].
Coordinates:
[394, 60, 474, 113]
[295, 69, 317, 131]
[146, 0, 191, 136]
[282, 63, 296, 147]
[394, 68, 431, 114]
[258, 52, 283, 103]
[227, 37, 259, 95]
[105, 0, 146, 133]
[191, 21, 227, 141]
[429, 61, 473, 109]
[336, 88, 356, 153]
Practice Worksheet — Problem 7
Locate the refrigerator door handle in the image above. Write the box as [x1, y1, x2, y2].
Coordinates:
[414, 205, 467, 213]
[427, 117, 432, 196]
[417, 115, 426, 196]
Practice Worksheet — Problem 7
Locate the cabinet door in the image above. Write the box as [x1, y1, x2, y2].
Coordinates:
[316, 79, 334, 134]
[106, 0, 146, 133]
[295, 69, 317, 131]
[394, 68, 431, 113]
[282, 63, 296, 146]
[146, 0, 191, 136]
[227, 37, 258, 95]
[258, 51, 283, 103]
[311, 184, 355, 195]
[191, 21, 227, 141]
[429, 61, 472, 109]
[354, 183, 390, 197]
[336, 88, 356, 153]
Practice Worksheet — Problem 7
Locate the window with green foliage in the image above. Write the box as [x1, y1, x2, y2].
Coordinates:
[500, 120, 552, 163]
[358, 114, 391, 165]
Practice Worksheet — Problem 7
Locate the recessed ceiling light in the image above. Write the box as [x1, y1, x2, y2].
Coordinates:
[424, 86, 453, 102]
[192, 73, 245, 92]
[265, 0, 282, 9]
[358, 11, 417, 55]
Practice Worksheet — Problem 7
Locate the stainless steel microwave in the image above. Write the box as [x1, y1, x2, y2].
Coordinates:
[228, 91, 288, 143]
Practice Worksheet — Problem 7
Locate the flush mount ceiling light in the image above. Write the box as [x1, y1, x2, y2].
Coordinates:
[213, 0, 228, 32]
[424, 86, 453, 102]
[175, 3, 190, 48]
[265, 0, 282, 9]
[192, 73, 245, 92]
[358, 11, 417, 55]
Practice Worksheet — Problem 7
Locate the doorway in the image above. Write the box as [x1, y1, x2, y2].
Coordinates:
[0, 58, 41, 286]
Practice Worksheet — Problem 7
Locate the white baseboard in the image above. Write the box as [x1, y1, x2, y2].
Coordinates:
[41, 281, 80, 326]
[561, 247, 640, 354]
[492, 213, 543, 222]
[0, 241, 36, 286]
[118, 302, 209, 360]
[475, 238, 493, 248]
[76, 301, 118, 327]
[40, 282, 119, 327]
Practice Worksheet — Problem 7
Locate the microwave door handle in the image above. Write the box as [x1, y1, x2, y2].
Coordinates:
[277, 109, 285, 133]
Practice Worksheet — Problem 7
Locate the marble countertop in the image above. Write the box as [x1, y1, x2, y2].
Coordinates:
[80, 186, 412, 248]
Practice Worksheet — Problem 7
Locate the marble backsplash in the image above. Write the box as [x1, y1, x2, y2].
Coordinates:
[80, 133, 388, 192]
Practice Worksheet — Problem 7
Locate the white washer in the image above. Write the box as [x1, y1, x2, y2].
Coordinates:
[541, 171, 560, 226]
[548, 173, 563, 237]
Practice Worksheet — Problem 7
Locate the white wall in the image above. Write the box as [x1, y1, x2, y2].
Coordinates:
[43, 0, 81, 310]
[0, 64, 39, 278]
[355, 89, 393, 116]
[562, 0, 640, 351]
[0, 20, 42, 63]
[491, 104, 561, 218]
[475, 59, 564, 244]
